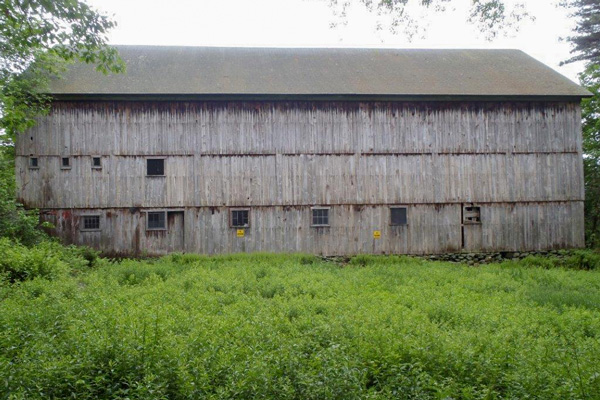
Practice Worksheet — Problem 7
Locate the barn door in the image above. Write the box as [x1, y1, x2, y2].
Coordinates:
[167, 211, 185, 253]
[461, 204, 482, 251]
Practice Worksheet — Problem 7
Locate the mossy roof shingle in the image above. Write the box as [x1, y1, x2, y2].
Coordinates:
[49, 45, 591, 99]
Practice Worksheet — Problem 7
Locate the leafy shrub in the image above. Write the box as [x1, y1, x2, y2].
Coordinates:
[0, 238, 90, 282]
[1, 253, 600, 399]
[514, 250, 600, 271]
[164, 252, 206, 265]
[349, 254, 377, 266]
[563, 250, 600, 270]
[0, 146, 47, 245]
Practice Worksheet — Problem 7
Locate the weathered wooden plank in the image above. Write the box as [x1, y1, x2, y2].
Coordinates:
[20, 101, 582, 156]
[19, 100, 585, 255]
[16, 153, 585, 208]
[43, 202, 583, 256]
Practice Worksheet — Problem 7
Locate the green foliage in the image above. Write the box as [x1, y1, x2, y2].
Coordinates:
[0, 0, 124, 140]
[579, 64, 600, 247]
[1, 253, 600, 399]
[0, 145, 47, 245]
[507, 250, 600, 271]
[0, 237, 96, 282]
[562, 0, 600, 65]
[328, 0, 533, 40]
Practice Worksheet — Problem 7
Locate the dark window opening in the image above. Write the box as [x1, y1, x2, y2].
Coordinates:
[312, 208, 330, 226]
[81, 215, 100, 231]
[147, 211, 166, 230]
[230, 209, 250, 228]
[463, 206, 481, 224]
[61, 157, 70, 168]
[147, 158, 165, 176]
[390, 207, 408, 226]
[92, 157, 102, 168]
[29, 157, 38, 168]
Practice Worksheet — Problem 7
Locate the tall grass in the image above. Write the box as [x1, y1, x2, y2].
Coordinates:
[1, 253, 600, 399]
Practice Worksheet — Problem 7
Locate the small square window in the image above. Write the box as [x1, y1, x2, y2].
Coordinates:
[390, 207, 408, 226]
[92, 157, 102, 168]
[311, 207, 330, 227]
[147, 211, 166, 230]
[81, 215, 100, 231]
[463, 206, 481, 224]
[230, 209, 250, 228]
[147, 158, 165, 176]
[29, 157, 39, 168]
[61, 157, 71, 169]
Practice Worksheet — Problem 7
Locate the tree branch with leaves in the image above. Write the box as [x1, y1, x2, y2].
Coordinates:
[0, 0, 123, 244]
[327, 0, 533, 40]
[0, 0, 124, 141]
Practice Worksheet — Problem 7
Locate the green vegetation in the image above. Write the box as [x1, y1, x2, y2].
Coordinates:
[0, 146, 48, 245]
[1, 253, 600, 399]
[0, 0, 124, 142]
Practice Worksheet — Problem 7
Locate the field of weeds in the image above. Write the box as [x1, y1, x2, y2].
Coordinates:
[1, 252, 600, 399]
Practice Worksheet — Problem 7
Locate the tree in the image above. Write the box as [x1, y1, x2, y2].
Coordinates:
[327, 0, 533, 40]
[562, 0, 600, 64]
[0, 0, 124, 140]
[579, 64, 600, 246]
[0, 0, 123, 244]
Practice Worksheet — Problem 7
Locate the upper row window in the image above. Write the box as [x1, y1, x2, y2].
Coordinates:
[29, 156, 103, 170]
[147, 158, 165, 176]
[61, 157, 71, 169]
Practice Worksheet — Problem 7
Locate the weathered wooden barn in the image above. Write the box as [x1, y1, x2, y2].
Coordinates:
[16, 46, 591, 256]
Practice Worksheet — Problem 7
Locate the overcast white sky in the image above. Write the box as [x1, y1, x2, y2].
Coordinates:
[87, 0, 584, 82]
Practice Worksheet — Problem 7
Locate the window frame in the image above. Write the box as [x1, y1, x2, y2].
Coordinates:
[146, 210, 167, 231]
[229, 208, 251, 228]
[463, 205, 482, 225]
[146, 157, 166, 177]
[29, 157, 39, 169]
[61, 157, 71, 170]
[390, 206, 408, 226]
[92, 156, 102, 169]
[311, 206, 331, 227]
[80, 215, 101, 232]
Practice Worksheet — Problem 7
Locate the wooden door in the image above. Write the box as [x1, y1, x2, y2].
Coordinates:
[167, 211, 185, 253]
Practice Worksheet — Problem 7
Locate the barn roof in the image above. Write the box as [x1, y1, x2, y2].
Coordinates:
[49, 45, 591, 100]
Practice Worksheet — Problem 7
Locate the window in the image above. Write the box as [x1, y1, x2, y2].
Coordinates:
[147, 158, 165, 176]
[147, 211, 167, 230]
[29, 157, 38, 169]
[61, 157, 71, 169]
[92, 157, 102, 168]
[230, 209, 250, 228]
[311, 207, 330, 227]
[81, 215, 100, 231]
[463, 206, 481, 224]
[390, 207, 408, 226]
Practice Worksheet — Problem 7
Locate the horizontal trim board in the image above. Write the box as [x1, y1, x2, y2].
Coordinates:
[21, 151, 582, 157]
[36, 200, 585, 211]
[50, 94, 590, 102]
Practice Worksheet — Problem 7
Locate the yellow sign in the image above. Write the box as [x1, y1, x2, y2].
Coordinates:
[236, 229, 245, 238]
[373, 230, 381, 239]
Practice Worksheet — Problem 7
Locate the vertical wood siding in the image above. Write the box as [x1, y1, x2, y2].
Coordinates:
[42, 202, 583, 256]
[20, 100, 585, 254]
[15, 153, 583, 208]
